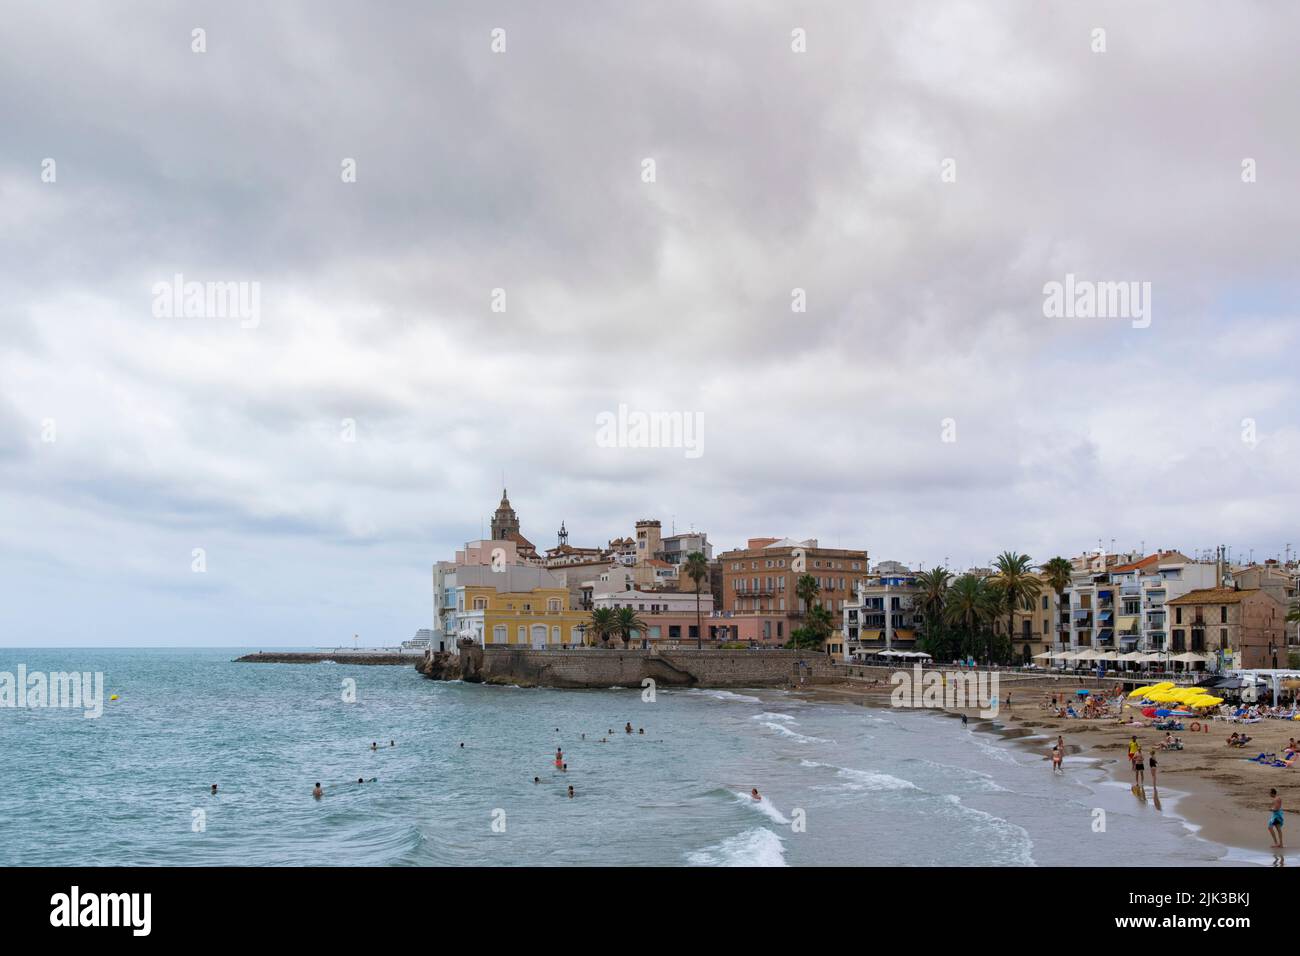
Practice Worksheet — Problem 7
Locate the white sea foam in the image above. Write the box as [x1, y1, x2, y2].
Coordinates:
[732, 790, 791, 824]
[752, 712, 796, 722]
[687, 827, 787, 867]
[688, 689, 762, 704]
[939, 794, 1036, 866]
[762, 721, 828, 744]
[801, 759, 916, 791]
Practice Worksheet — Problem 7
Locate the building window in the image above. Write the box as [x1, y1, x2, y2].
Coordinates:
[1175, 607, 1182, 624]
[473, 597, 487, 610]
[548, 599, 561, 612]
[1220, 605, 1227, 623]
[492, 625, 507, 644]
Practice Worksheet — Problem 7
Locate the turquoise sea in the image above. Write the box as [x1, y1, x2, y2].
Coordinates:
[0, 648, 1267, 866]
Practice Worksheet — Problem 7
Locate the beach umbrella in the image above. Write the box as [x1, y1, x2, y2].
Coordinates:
[1076, 689, 1089, 696]
[1150, 682, 1175, 690]
[1155, 708, 1171, 717]
[1141, 707, 1157, 717]
[1128, 685, 1155, 698]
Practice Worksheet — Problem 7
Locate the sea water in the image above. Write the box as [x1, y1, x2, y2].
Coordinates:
[0, 648, 1258, 866]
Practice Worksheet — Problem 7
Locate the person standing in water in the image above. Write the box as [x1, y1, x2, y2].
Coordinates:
[312, 782, 323, 799]
[625, 722, 633, 734]
[210, 784, 218, 796]
[568, 785, 575, 799]
[1268, 789, 1285, 848]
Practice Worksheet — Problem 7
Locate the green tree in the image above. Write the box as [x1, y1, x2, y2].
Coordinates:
[683, 551, 710, 650]
[1040, 556, 1073, 645]
[612, 606, 647, 649]
[991, 552, 1042, 661]
[588, 607, 616, 647]
[913, 567, 953, 658]
[944, 574, 998, 661]
[795, 574, 821, 616]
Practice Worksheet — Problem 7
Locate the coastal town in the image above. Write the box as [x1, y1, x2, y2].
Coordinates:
[417, 489, 1299, 679]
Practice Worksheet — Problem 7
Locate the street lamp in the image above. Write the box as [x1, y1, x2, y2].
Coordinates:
[575, 624, 587, 649]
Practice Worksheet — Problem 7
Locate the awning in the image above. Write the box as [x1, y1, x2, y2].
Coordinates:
[1116, 615, 1139, 632]
[1118, 651, 1146, 661]
[1099, 610, 1114, 622]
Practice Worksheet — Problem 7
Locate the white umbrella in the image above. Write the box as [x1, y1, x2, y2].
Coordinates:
[1171, 652, 1205, 663]
[1118, 651, 1145, 661]
[1075, 649, 1100, 661]
[1032, 651, 1055, 660]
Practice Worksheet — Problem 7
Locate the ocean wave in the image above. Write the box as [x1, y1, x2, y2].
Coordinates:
[762, 721, 830, 744]
[801, 759, 916, 791]
[752, 712, 796, 722]
[939, 794, 1036, 866]
[687, 689, 762, 704]
[731, 790, 791, 825]
[687, 827, 787, 867]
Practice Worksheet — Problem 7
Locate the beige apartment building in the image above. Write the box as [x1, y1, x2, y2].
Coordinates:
[1166, 587, 1287, 668]
[719, 537, 869, 646]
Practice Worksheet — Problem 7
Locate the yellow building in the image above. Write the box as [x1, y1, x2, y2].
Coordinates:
[446, 565, 590, 648]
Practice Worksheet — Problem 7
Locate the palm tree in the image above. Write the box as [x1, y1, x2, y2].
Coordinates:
[612, 606, 647, 649]
[683, 551, 710, 650]
[991, 551, 1042, 658]
[944, 574, 997, 660]
[795, 574, 820, 616]
[588, 607, 616, 647]
[1040, 556, 1073, 644]
[913, 567, 953, 655]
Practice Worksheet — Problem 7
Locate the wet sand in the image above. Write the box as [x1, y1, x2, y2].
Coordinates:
[797, 682, 1296, 862]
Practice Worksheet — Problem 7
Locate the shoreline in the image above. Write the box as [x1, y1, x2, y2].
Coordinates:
[789, 682, 1289, 865]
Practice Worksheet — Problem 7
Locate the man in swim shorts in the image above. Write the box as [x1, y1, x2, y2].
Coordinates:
[1269, 788, 1285, 848]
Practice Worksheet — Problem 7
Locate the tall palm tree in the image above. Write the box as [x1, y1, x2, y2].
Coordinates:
[588, 607, 616, 647]
[991, 551, 1042, 656]
[613, 606, 647, 649]
[944, 574, 997, 659]
[683, 551, 710, 650]
[796, 574, 820, 616]
[1040, 556, 1073, 644]
[913, 567, 953, 654]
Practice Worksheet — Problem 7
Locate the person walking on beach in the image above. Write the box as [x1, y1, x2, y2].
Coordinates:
[1051, 745, 1063, 774]
[1132, 748, 1145, 789]
[1268, 789, 1285, 848]
[1148, 751, 1158, 787]
[960, 712, 968, 727]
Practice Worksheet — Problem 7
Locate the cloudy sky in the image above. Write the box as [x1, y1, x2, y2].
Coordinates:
[2, 1, 1297, 646]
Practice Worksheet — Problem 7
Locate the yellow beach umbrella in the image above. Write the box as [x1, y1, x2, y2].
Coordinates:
[1150, 682, 1175, 691]
[1128, 686, 1155, 698]
[1192, 695, 1223, 706]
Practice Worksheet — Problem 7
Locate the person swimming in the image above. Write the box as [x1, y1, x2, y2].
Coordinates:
[312, 782, 323, 799]
[568, 785, 575, 799]
[210, 784, 218, 795]
[371, 742, 377, 751]
[533, 777, 540, 784]
[625, 722, 632, 734]
[638, 728, 644, 735]
[389, 740, 395, 748]
[357, 778, 365, 784]
[751, 788, 761, 801]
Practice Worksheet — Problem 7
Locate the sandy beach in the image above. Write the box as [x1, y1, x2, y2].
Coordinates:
[798, 681, 1296, 862]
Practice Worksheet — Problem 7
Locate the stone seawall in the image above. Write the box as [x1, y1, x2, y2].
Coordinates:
[418, 646, 838, 689]
[236, 651, 423, 666]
